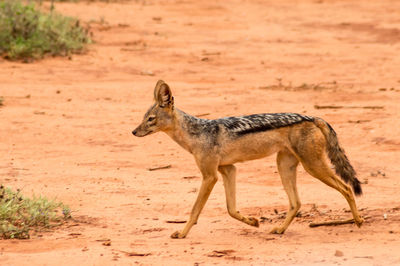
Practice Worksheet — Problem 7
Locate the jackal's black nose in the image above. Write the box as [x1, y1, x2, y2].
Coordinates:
[132, 130, 137, 136]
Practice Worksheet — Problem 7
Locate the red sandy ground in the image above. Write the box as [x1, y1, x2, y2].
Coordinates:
[1, 0, 400, 265]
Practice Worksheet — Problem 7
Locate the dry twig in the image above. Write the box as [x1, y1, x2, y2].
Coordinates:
[166, 220, 187, 224]
[148, 165, 171, 171]
[118, 250, 151, 257]
[309, 218, 355, 228]
[314, 105, 384, 110]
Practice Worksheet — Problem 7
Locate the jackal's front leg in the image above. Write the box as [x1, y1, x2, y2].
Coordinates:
[218, 165, 259, 227]
[270, 150, 300, 234]
[170, 166, 218, 239]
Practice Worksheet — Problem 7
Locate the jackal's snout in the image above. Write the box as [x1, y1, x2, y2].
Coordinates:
[131, 124, 152, 137]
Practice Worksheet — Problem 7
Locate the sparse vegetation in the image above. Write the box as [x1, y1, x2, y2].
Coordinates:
[0, 185, 71, 239]
[0, 96, 3, 106]
[42, 0, 127, 2]
[0, 0, 90, 61]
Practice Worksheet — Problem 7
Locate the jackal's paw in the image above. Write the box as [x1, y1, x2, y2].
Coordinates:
[355, 217, 364, 227]
[247, 217, 260, 227]
[270, 226, 286, 234]
[170, 231, 186, 239]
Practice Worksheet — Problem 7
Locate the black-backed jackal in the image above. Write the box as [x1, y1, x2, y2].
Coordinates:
[132, 80, 364, 239]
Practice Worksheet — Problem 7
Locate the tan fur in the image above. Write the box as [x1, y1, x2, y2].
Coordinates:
[133, 81, 364, 239]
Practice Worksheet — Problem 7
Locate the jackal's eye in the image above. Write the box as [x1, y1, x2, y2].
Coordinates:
[147, 116, 156, 122]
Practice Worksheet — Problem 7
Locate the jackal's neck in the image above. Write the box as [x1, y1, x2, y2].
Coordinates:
[164, 109, 208, 153]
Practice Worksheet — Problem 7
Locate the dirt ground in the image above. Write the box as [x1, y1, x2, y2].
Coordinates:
[1, 0, 400, 265]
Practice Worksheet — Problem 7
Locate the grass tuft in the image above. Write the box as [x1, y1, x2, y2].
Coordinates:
[48, 0, 127, 2]
[0, 185, 71, 239]
[0, 0, 90, 61]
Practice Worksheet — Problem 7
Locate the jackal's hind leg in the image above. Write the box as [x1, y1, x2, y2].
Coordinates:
[300, 152, 364, 227]
[218, 165, 259, 227]
[270, 150, 301, 234]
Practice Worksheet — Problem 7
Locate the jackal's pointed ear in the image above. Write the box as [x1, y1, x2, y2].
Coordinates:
[153, 80, 165, 100]
[154, 80, 174, 108]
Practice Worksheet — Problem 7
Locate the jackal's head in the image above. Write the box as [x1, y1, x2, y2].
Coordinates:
[132, 80, 175, 137]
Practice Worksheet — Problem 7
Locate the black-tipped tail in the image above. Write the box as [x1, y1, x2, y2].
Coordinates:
[314, 118, 362, 196]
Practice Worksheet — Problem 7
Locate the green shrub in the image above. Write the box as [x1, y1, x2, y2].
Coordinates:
[0, 0, 90, 60]
[0, 185, 71, 239]
[49, 1, 126, 2]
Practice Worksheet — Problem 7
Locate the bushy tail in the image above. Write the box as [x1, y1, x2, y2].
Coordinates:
[314, 118, 362, 195]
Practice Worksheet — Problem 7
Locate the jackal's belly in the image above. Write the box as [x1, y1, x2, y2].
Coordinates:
[219, 141, 283, 165]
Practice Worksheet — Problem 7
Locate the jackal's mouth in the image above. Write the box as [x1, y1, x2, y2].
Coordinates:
[132, 129, 153, 137]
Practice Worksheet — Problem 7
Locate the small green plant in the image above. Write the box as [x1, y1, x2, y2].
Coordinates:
[0, 0, 90, 61]
[48, 0, 127, 2]
[0, 96, 3, 106]
[0, 185, 71, 239]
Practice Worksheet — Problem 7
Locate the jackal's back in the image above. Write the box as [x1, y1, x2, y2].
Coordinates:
[216, 113, 314, 136]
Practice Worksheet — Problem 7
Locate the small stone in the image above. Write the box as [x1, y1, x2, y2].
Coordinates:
[335, 250, 344, 257]
[102, 240, 111, 246]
